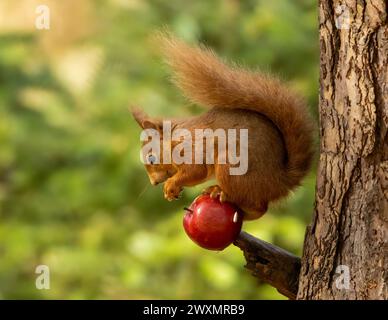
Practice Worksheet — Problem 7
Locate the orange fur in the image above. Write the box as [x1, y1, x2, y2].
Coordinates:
[132, 34, 315, 220]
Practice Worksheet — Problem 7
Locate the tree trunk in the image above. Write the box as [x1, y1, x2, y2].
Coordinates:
[297, 0, 388, 299]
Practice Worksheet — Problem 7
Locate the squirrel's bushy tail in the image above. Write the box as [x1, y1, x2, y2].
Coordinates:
[159, 34, 314, 189]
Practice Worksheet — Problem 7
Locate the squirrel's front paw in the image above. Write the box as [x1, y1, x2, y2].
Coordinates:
[164, 180, 183, 201]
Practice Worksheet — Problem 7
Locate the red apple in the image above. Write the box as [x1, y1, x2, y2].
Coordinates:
[183, 194, 243, 250]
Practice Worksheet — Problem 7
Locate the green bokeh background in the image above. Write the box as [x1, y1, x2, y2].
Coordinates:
[0, 0, 318, 299]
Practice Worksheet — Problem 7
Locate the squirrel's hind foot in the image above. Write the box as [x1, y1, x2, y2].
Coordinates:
[202, 185, 268, 221]
[202, 185, 228, 203]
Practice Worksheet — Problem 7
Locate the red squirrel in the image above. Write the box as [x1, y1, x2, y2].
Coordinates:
[132, 35, 314, 220]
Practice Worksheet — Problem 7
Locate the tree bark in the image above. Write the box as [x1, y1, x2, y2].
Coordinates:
[298, 0, 388, 299]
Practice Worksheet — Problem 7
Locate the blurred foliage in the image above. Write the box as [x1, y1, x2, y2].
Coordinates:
[0, 0, 318, 299]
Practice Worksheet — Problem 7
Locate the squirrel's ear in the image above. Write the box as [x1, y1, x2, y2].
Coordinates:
[130, 107, 148, 128]
[130, 107, 162, 131]
[142, 119, 163, 131]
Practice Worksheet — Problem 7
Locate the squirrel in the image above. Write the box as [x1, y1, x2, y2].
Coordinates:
[132, 34, 315, 220]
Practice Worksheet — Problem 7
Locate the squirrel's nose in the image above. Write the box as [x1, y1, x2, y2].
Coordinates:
[151, 180, 159, 186]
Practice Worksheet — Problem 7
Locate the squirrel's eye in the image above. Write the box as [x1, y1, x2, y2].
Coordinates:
[148, 154, 157, 165]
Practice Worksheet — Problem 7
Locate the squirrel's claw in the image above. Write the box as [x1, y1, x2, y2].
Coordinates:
[210, 190, 218, 199]
[202, 185, 228, 203]
[219, 191, 227, 203]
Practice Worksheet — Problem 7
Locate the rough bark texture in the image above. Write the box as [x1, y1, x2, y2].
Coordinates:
[298, 0, 388, 299]
[234, 232, 301, 300]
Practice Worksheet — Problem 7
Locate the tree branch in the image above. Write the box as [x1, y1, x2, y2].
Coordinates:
[233, 231, 301, 300]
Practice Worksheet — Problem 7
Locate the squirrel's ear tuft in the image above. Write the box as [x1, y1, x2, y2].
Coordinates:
[130, 107, 162, 131]
[130, 107, 147, 127]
